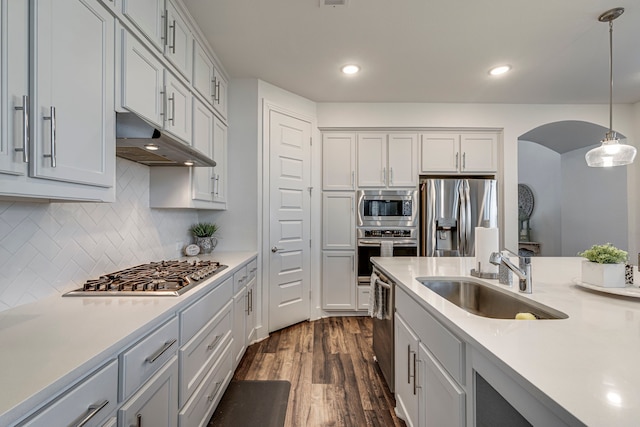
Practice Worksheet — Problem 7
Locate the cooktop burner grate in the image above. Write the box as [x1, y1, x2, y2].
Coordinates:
[64, 260, 228, 297]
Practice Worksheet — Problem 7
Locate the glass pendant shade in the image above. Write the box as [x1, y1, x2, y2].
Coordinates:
[585, 133, 637, 167]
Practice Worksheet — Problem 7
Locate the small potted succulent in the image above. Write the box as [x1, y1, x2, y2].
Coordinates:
[189, 222, 219, 254]
[578, 243, 628, 288]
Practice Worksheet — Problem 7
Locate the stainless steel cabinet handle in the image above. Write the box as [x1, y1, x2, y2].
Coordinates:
[245, 291, 250, 314]
[14, 95, 29, 163]
[462, 152, 466, 170]
[351, 171, 355, 188]
[381, 167, 386, 183]
[132, 413, 142, 427]
[42, 106, 56, 167]
[145, 338, 177, 363]
[250, 289, 253, 313]
[389, 167, 393, 185]
[162, 12, 168, 45]
[455, 152, 459, 169]
[207, 381, 223, 402]
[215, 174, 220, 196]
[161, 90, 166, 121]
[214, 79, 220, 103]
[407, 345, 411, 383]
[413, 353, 419, 395]
[207, 334, 222, 351]
[73, 399, 109, 427]
[169, 20, 176, 54]
[168, 93, 175, 125]
[271, 246, 283, 253]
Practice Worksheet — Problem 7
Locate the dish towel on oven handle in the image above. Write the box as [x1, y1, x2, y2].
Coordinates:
[368, 272, 386, 320]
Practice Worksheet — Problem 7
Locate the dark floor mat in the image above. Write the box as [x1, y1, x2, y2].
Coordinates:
[209, 380, 291, 427]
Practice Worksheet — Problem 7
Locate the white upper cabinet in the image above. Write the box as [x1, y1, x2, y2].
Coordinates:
[0, 0, 29, 175]
[121, 30, 164, 127]
[322, 133, 356, 191]
[191, 99, 215, 202]
[163, 70, 192, 143]
[420, 133, 497, 174]
[122, 0, 165, 49]
[192, 40, 215, 103]
[388, 133, 419, 187]
[31, 0, 115, 188]
[357, 133, 417, 188]
[164, 0, 192, 81]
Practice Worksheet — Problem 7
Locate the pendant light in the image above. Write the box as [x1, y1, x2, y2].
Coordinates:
[585, 7, 636, 167]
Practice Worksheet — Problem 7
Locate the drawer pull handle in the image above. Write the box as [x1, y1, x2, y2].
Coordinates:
[145, 338, 177, 364]
[207, 381, 223, 402]
[73, 399, 109, 427]
[207, 334, 222, 351]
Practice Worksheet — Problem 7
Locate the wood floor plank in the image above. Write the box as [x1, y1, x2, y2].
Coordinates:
[233, 316, 406, 427]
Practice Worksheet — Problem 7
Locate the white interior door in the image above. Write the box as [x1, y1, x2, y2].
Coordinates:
[268, 109, 311, 332]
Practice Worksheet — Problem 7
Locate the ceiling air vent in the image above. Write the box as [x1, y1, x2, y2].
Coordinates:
[320, 0, 348, 7]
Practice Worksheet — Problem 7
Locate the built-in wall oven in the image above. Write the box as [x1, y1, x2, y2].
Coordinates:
[357, 228, 418, 286]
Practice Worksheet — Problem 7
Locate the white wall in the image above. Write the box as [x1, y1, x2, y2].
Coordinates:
[316, 102, 639, 255]
[0, 159, 198, 312]
[517, 140, 562, 255]
[561, 146, 628, 256]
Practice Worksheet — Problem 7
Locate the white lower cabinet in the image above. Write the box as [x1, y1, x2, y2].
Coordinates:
[118, 356, 179, 427]
[419, 343, 465, 427]
[395, 287, 466, 427]
[18, 360, 118, 427]
[322, 251, 356, 310]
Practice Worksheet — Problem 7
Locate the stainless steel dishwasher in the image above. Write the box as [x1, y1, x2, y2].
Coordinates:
[372, 267, 395, 392]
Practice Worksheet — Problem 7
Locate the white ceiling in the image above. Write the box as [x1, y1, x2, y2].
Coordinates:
[183, 0, 640, 104]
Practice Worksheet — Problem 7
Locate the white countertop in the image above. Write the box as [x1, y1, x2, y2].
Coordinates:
[0, 251, 257, 426]
[371, 256, 640, 427]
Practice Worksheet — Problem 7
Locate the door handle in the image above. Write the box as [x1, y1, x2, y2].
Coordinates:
[271, 246, 283, 253]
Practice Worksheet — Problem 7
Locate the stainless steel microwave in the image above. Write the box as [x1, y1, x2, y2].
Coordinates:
[357, 190, 418, 227]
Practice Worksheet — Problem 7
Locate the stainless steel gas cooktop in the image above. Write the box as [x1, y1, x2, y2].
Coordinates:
[63, 260, 228, 297]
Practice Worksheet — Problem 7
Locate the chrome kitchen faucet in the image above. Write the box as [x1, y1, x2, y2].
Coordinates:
[489, 251, 533, 294]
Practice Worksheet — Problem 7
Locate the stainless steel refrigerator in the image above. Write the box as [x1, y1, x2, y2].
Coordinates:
[420, 178, 498, 256]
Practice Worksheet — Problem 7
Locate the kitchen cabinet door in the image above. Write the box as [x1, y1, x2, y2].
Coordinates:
[119, 356, 178, 427]
[163, 70, 192, 144]
[191, 99, 215, 202]
[420, 134, 459, 173]
[0, 0, 28, 175]
[192, 40, 215, 104]
[122, 0, 164, 50]
[322, 192, 356, 250]
[121, 30, 164, 127]
[357, 133, 386, 187]
[459, 133, 497, 173]
[395, 313, 420, 427]
[322, 133, 356, 190]
[212, 116, 227, 203]
[232, 287, 247, 367]
[31, 0, 115, 188]
[164, 0, 192, 81]
[321, 251, 356, 310]
[388, 134, 418, 187]
[419, 343, 465, 427]
[212, 67, 228, 119]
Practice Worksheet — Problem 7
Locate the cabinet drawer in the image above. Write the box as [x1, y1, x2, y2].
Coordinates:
[396, 287, 465, 385]
[180, 276, 233, 345]
[120, 317, 179, 401]
[179, 300, 232, 407]
[20, 360, 118, 427]
[247, 258, 258, 281]
[178, 341, 233, 427]
[233, 266, 248, 294]
[357, 286, 370, 311]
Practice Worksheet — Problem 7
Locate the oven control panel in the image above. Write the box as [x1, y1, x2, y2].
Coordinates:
[364, 229, 412, 238]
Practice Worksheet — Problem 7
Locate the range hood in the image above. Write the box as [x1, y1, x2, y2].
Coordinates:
[115, 113, 216, 167]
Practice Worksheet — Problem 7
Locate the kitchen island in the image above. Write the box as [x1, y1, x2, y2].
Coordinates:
[372, 256, 640, 427]
[0, 251, 257, 426]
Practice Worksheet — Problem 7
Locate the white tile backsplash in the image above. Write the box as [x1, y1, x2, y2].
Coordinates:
[0, 158, 198, 312]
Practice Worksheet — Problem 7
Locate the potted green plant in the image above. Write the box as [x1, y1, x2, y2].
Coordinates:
[189, 222, 219, 254]
[578, 243, 628, 288]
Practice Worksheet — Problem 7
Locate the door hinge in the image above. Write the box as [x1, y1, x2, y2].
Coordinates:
[309, 239, 312, 248]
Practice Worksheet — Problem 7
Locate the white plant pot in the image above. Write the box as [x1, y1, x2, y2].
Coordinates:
[581, 261, 626, 288]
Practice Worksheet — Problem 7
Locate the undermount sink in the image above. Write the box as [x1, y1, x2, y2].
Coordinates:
[418, 278, 568, 320]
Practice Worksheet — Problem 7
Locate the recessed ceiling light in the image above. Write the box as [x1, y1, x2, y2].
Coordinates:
[489, 65, 511, 76]
[144, 144, 159, 151]
[184, 161, 194, 166]
[341, 64, 360, 75]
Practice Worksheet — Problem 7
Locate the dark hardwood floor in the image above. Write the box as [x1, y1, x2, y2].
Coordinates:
[232, 316, 406, 427]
